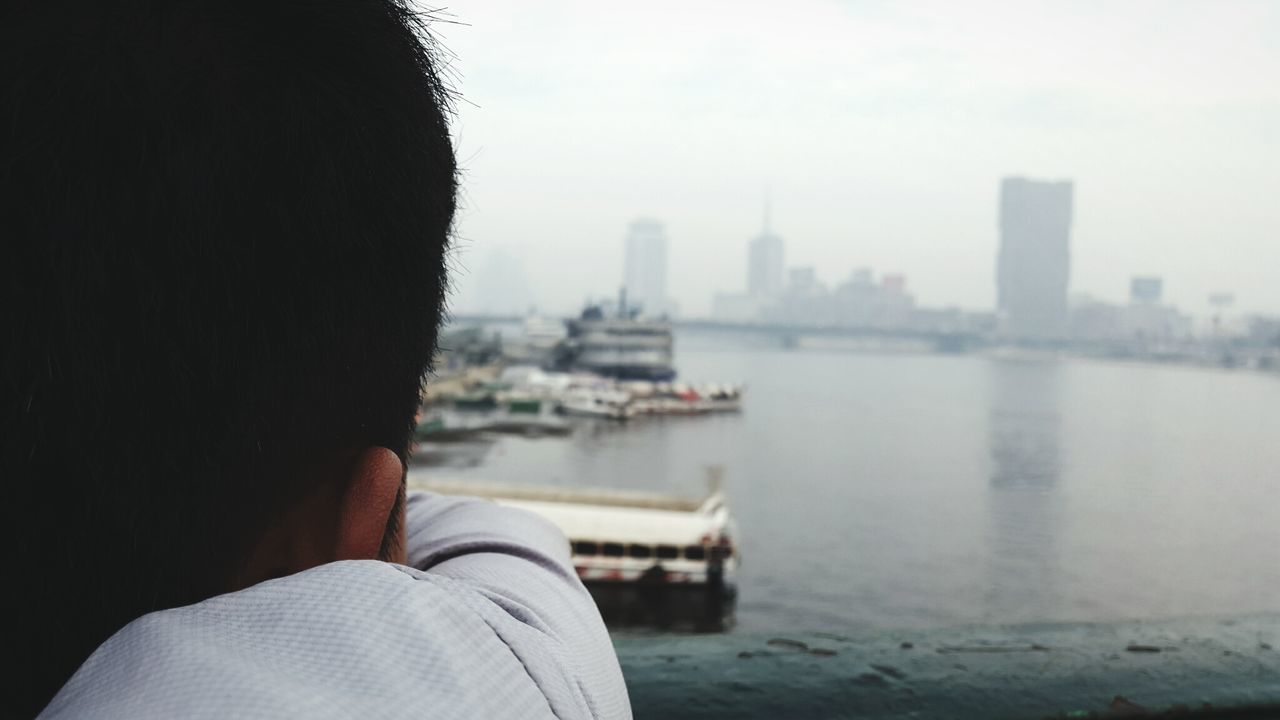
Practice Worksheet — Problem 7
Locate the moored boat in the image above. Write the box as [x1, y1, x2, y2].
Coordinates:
[557, 387, 635, 420]
[558, 302, 676, 381]
[410, 470, 738, 630]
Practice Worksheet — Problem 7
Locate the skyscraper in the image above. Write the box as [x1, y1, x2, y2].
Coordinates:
[623, 218, 668, 316]
[748, 205, 784, 298]
[1130, 276, 1163, 304]
[997, 177, 1073, 339]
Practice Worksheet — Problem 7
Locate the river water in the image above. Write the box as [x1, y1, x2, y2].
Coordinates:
[411, 333, 1280, 632]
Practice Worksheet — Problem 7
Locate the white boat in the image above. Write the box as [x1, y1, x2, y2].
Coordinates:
[557, 387, 635, 420]
[498, 365, 573, 397]
[410, 470, 738, 629]
[627, 383, 745, 416]
[694, 384, 745, 413]
[503, 314, 569, 367]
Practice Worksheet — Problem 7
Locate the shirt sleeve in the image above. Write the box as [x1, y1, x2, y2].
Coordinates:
[405, 490, 575, 578]
[403, 491, 632, 720]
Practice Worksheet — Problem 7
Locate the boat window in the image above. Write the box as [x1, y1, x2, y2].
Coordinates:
[655, 545, 679, 560]
[571, 540, 598, 556]
[602, 542, 625, 557]
[683, 545, 706, 561]
[628, 544, 653, 559]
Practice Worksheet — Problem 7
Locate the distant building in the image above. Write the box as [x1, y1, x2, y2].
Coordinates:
[715, 205, 783, 321]
[881, 273, 906, 295]
[1209, 293, 1236, 309]
[788, 267, 819, 296]
[831, 268, 879, 325]
[822, 268, 915, 328]
[1121, 303, 1192, 342]
[470, 247, 535, 315]
[1069, 289, 1192, 345]
[1130, 276, 1163, 304]
[997, 177, 1073, 339]
[759, 266, 831, 325]
[1248, 316, 1280, 348]
[623, 219, 668, 317]
[875, 273, 912, 327]
[747, 226, 784, 299]
[1068, 294, 1122, 341]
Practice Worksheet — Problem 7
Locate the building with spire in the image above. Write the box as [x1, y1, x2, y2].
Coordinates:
[747, 201, 784, 298]
[711, 198, 784, 321]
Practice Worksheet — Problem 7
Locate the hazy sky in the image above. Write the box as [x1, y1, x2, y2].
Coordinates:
[431, 1, 1280, 317]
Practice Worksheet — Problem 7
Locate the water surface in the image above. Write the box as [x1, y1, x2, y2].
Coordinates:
[413, 335, 1280, 631]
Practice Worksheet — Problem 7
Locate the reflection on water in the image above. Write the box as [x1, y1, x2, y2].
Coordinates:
[988, 361, 1062, 491]
[984, 360, 1061, 621]
[412, 334, 1280, 631]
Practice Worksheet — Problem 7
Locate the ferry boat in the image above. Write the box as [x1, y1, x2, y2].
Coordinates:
[559, 303, 676, 381]
[411, 472, 739, 630]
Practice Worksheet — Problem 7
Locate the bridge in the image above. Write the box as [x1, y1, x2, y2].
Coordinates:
[446, 313, 989, 353]
[671, 318, 987, 353]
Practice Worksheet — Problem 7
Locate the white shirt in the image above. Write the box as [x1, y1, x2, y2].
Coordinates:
[39, 492, 632, 719]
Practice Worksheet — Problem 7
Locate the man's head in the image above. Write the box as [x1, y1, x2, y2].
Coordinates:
[3, 0, 456, 713]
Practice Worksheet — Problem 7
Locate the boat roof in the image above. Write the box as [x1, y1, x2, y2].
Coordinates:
[410, 477, 709, 512]
[496, 498, 722, 546]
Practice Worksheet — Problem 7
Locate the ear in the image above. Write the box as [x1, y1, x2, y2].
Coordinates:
[334, 447, 404, 561]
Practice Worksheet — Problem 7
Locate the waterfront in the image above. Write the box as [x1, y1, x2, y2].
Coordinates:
[411, 332, 1280, 632]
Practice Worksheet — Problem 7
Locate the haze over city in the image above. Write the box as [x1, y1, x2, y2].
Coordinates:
[434, 1, 1280, 319]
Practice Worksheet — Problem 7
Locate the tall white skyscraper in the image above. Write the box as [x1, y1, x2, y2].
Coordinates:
[747, 206, 784, 298]
[623, 218, 668, 316]
[997, 177, 1073, 339]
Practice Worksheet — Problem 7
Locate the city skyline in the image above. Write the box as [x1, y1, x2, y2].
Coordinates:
[440, 1, 1280, 318]
[454, 191, 1262, 326]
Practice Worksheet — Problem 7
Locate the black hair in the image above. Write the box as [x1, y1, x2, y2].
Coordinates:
[2, 0, 457, 713]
